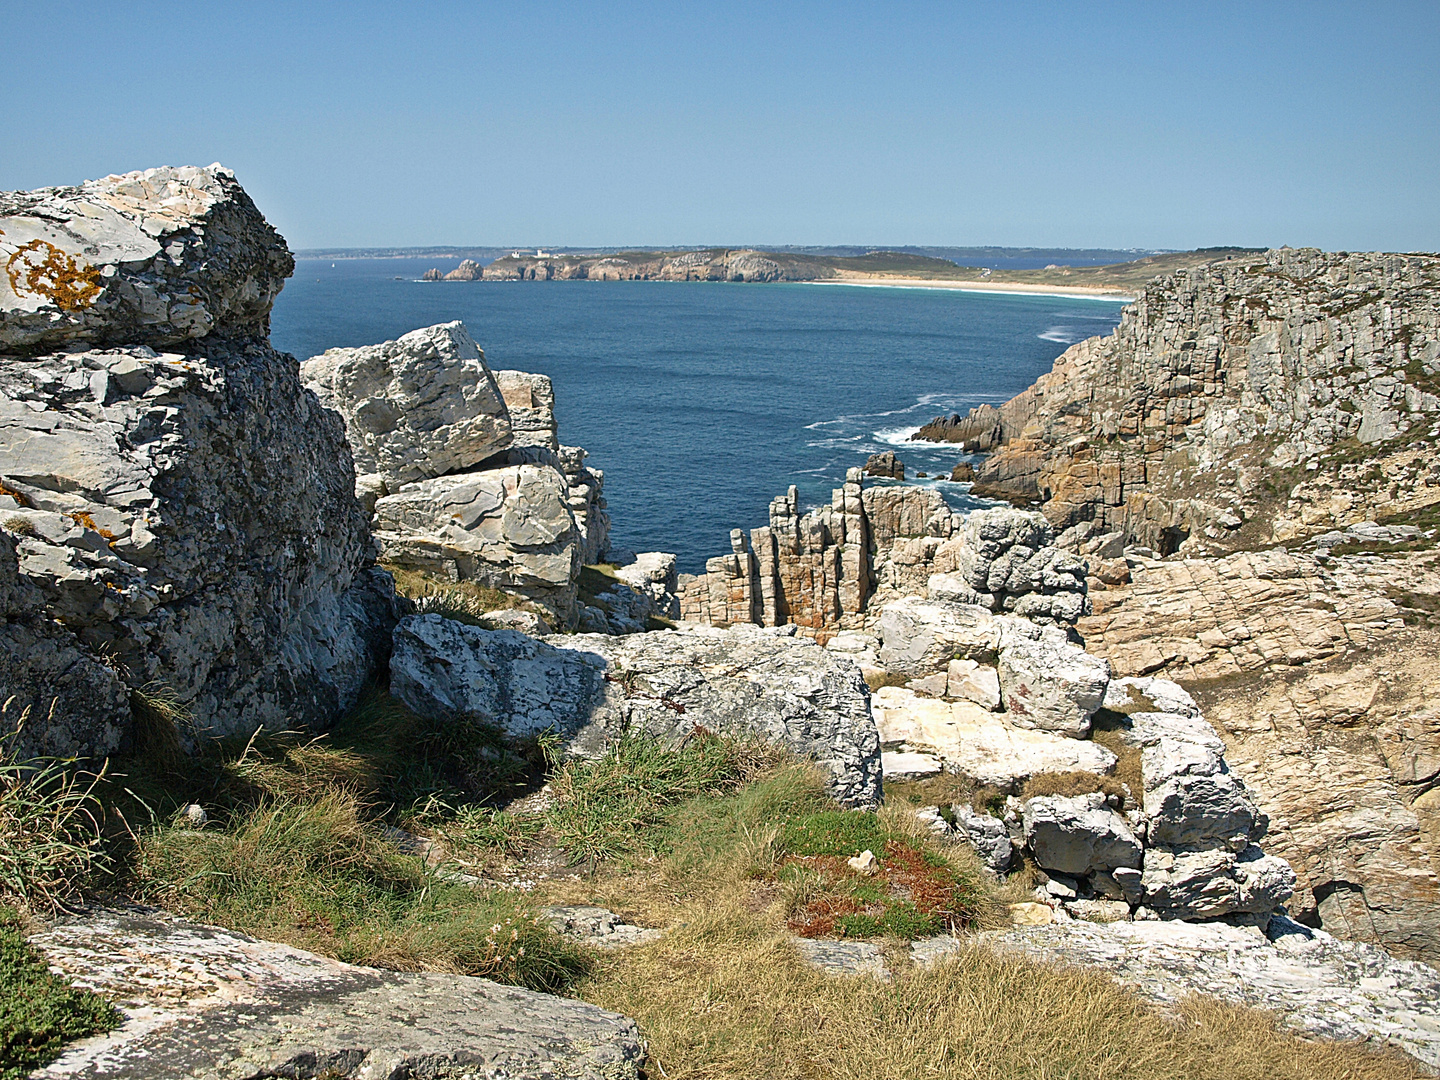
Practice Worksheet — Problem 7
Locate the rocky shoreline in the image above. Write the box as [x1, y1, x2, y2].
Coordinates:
[3, 169, 1439, 1075]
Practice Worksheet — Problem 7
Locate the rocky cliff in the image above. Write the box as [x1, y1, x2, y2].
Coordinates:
[478, 249, 791, 283]
[0, 166, 394, 757]
[927, 249, 1440, 553]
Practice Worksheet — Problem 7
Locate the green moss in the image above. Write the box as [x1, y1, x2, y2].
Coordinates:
[0, 909, 119, 1080]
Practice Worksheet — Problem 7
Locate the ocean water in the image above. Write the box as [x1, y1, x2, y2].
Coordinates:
[271, 260, 1125, 572]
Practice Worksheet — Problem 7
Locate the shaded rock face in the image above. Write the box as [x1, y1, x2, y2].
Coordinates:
[390, 614, 882, 807]
[29, 908, 645, 1080]
[863, 451, 904, 480]
[938, 249, 1440, 553]
[494, 369, 559, 451]
[0, 168, 394, 758]
[300, 321, 512, 488]
[679, 474, 1087, 637]
[1021, 792, 1143, 878]
[1, 165, 292, 353]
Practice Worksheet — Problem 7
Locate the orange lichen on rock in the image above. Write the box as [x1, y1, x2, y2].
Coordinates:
[6, 239, 104, 312]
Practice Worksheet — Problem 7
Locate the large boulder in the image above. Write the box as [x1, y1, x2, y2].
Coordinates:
[943, 507, 1090, 623]
[1, 165, 292, 353]
[373, 464, 581, 620]
[875, 596, 1000, 677]
[494, 369, 559, 450]
[996, 627, 1110, 738]
[1021, 792, 1144, 878]
[29, 909, 645, 1080]
[300, 322, 512, 488]
[1142, 845, 1297, 919]
[390, 614, 882, 807]
[0, 168, 395, 756]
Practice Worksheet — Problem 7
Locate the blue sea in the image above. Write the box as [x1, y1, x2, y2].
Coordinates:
[270, 260, 1125, 572]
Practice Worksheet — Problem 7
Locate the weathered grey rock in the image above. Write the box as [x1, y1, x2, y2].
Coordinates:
[881, 750, 943, 780]
[544, 905, 662, 949]
[997, 628, 1110, 737]
[300, 321, 512, 488]
[390, 615, 882, 807]
[472, 608, 554, 636]
[875, 596, 1000, 677]
[0, 532, 130, 759]
[952, 803, 1014, 875]
[28, 908, 645, 1080]
[947, 507, 1090, 624]
[1021, 792, 1143, 878]
[1142, 845, 1296, 918]
[871, 686, 1117, 792]
[0, 338, 395, 752]
[493, 369, 559, 451]
[982, 915, 1440, 1069]
[946, 658, 1001, 709]
[374, 464, 581, 621]
[792, 937, 889, 978]
[1, 165, 293, 353]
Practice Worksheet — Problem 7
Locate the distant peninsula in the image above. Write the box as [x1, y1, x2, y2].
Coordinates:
[397, 247, 1264, 300]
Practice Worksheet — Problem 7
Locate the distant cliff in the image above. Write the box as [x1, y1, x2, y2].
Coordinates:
[918, 248, 1440, 554]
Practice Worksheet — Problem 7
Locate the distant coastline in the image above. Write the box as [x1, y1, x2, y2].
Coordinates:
[809, 276, 1135, 301]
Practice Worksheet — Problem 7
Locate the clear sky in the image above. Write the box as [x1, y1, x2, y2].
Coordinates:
[4, 1, 1437, 252]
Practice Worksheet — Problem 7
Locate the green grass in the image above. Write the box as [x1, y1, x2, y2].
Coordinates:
[0, 908, 119, 1080]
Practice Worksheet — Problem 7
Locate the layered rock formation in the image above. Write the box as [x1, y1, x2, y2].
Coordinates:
[0, 166, 393, 757]
[921, 249, 1440, 553]
[390, 614, 882, 807]
[301, 325, 610, 625]
[480, 249, 788, 283]
[678, 472, 1087, 637]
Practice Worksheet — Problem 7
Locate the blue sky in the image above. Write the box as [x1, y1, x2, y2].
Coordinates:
[3, 2, 1436, 251]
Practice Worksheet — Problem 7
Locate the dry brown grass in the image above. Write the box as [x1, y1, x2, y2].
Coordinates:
[574, 889, 1422, 1080]
[864, 670, 911, 692]
[1020, 769, 1128, 803]
[384, 563, 530, 617]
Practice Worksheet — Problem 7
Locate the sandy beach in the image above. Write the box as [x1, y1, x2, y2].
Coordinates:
[819, 273, 1136, 301]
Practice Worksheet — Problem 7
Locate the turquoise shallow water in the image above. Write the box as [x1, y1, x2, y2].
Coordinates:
[271, 261, 1125, 572]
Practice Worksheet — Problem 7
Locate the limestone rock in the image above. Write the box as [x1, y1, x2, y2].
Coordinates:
[543, 905, 662, 949]
[1021, 792, 1143, 878]
[373, 464, 581, 621]
[982, 916, 1440, 1069]
[0, 338, 395, 751]
[881, 750, 943, 780]
[300, 321, 512, 487]
[997, 629, 1110, 738]
[875, 596, 1000, 677]
[28, 908, 645, 1080]
[871, 686, 1116, 791]
[946, 658, 1001, 709]
[390, 615, 882, 807]
[792, 937, 889, 978]
[1, 165, 293, 353]
[494, 369, 559, 451]
[1141, 844, 1296, 919]
[952, 803, 1014, 875]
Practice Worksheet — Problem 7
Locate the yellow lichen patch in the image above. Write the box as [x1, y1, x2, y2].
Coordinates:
[65, 511, 117, 541]
[0, 481, 31, 509]
[5, 239, 104, 313]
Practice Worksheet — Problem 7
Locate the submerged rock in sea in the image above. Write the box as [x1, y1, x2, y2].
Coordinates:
[389, 614, 882, 807]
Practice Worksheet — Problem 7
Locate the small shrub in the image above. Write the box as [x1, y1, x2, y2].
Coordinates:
[864, 670, 910, 692]
[0, 518, 34, 538]
[0, 908, 120, 1080]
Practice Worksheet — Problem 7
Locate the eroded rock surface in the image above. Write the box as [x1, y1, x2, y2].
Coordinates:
[29, 908, 646, 1080]
[1, 165, 293, 353]
[390, 614, 882, 807]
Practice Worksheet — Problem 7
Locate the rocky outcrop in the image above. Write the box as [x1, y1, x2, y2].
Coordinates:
[389, 614, 882, 807]
[300, 322, 512, 488]
[1080, 544, 1440, 960]
[679, 473, 1087, 637]
[302, 325, 610, 625]
[863, 451, 904, 479]
[0, 165, 292, 353]
[480, 249, 790, 283]
[442, 258, 483, 281]
[29, 908, 645, 1079]
[0, 168, 394, 756]
[983, 915, 1440, 1070]
[928, 249, 1440, 553]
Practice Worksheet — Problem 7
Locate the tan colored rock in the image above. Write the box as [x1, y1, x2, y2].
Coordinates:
[493, 370, 559, 451]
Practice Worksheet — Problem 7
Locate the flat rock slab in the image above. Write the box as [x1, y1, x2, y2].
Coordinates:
[881, 750, 943, 779]
[29, 908, 645, 1080]
[910, 934, 966, 966]
[981, 916, 1440, 1069]
[545, 906, 663, 949]
[792, 937, 889, 979]
[872, 686, 1115, 791]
